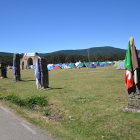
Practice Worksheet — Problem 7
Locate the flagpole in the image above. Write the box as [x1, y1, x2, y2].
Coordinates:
[87, 48, 90, 62]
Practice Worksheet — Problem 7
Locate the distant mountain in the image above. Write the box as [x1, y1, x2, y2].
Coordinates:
[0, 46, 138, 57]
[38, 46, 127, 56]
[0, 52, 14, 56]
[0, 52, 24, 57]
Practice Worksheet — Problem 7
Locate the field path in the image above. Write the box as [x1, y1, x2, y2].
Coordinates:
[0, 105, 53, 140]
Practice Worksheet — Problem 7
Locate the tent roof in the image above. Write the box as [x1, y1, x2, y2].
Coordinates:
[53, 66, 62, 69]
[113, 60, 121, 66]
[64, 64, 71, 69]
[116, 61, 125, 69]
[69, 63, 76, 68]
[87, 64, 94, 68]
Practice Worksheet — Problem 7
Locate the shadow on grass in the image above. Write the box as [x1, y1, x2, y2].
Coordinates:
[51, 88, 63, 90]
[21, 80, 36, 82]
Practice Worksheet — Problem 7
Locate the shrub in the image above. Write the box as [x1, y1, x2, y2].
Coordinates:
[25, 96, 48, 109]
[4, 94, 48, 109]
[43, 110, 51, 116]
[5, 94, 26, 106]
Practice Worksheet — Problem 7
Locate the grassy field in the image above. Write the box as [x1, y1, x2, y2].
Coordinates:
[0, 67, 140, 140]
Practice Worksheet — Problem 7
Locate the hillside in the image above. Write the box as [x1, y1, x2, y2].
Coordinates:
[39, 46, 127, 56]
[0, 52, 14, 56]
[0, 46, 130, 57]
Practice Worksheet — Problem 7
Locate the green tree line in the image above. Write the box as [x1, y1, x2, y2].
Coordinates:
[44, 53, 126, 64]
[0, 55, 23, 66]
[0, 53, 126, 66]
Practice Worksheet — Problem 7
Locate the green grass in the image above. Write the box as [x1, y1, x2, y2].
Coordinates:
[0, 67, 140, 140]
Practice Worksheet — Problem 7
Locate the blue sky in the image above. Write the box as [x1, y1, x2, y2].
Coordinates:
[0, 0, 140, 54]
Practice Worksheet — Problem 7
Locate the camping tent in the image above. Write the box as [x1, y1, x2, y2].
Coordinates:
[61, 63, 66, 69]
[78, 63, 83, 68]
[53, 66, 62, 69]
[85, 62, 90, 66]
[28, 65, 36, 69]
[87, 64, 94, 68]
[69, 63, 76, 68]
[104, 62, 114, 66]
[116, 61, 125, 69]
[82, 63, 87, 67]
[95, 62, 100, 66]
[64, 64, 71, 69]
[57, 64, 62, 67]
[113, 60, 121, 66]
[47, 64, 54, 69]
[91, 66, 96, 68]
[48, 64, 54, 66]
[99, 63, 104, 67]
[75, 62, 81, 67]
[48, 65, 54, 69]
[94, 62, 99, 64]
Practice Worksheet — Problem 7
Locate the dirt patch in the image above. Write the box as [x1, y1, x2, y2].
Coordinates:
[32, 105, 46, 112]
[48, 111, 64, 122]
[2, 88, 6, 91]
[32, 104, 64, 122]
[43, 104, 64, 122]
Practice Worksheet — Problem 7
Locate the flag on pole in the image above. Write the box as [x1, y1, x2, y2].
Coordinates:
[87, 48, 90, 52]
[87, 48, 90, 62]
[124, 41, 132, 71]
[125, 69, 134, 90]
[13, 60, 15, 75]
[35, 58, 40, 89]
[124, 40, 134, 90]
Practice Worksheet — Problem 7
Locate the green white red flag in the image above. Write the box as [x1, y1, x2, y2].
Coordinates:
[124, 40, 134, 90]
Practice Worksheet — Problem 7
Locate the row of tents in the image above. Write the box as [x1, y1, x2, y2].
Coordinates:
[27, 61, 125, 70]
[47, 61, 116, 69]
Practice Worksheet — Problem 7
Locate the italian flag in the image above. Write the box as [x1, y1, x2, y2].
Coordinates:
[125, 69, 134, 90]
[124, 40, 134, 90]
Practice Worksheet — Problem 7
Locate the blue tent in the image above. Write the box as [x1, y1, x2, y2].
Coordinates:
[100, 63, 104, 67]
[28, 65, 36, 69]
[48, 66, 54, 69]
[91, 66, 96, 68]
[87, 64, 94, 68]
[62, 63, 66, 69]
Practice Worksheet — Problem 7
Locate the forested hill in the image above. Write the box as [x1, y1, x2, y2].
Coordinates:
[39, 46, 127, 56]
[0, 46, 134, 57]
[0, 52, 14, 56]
